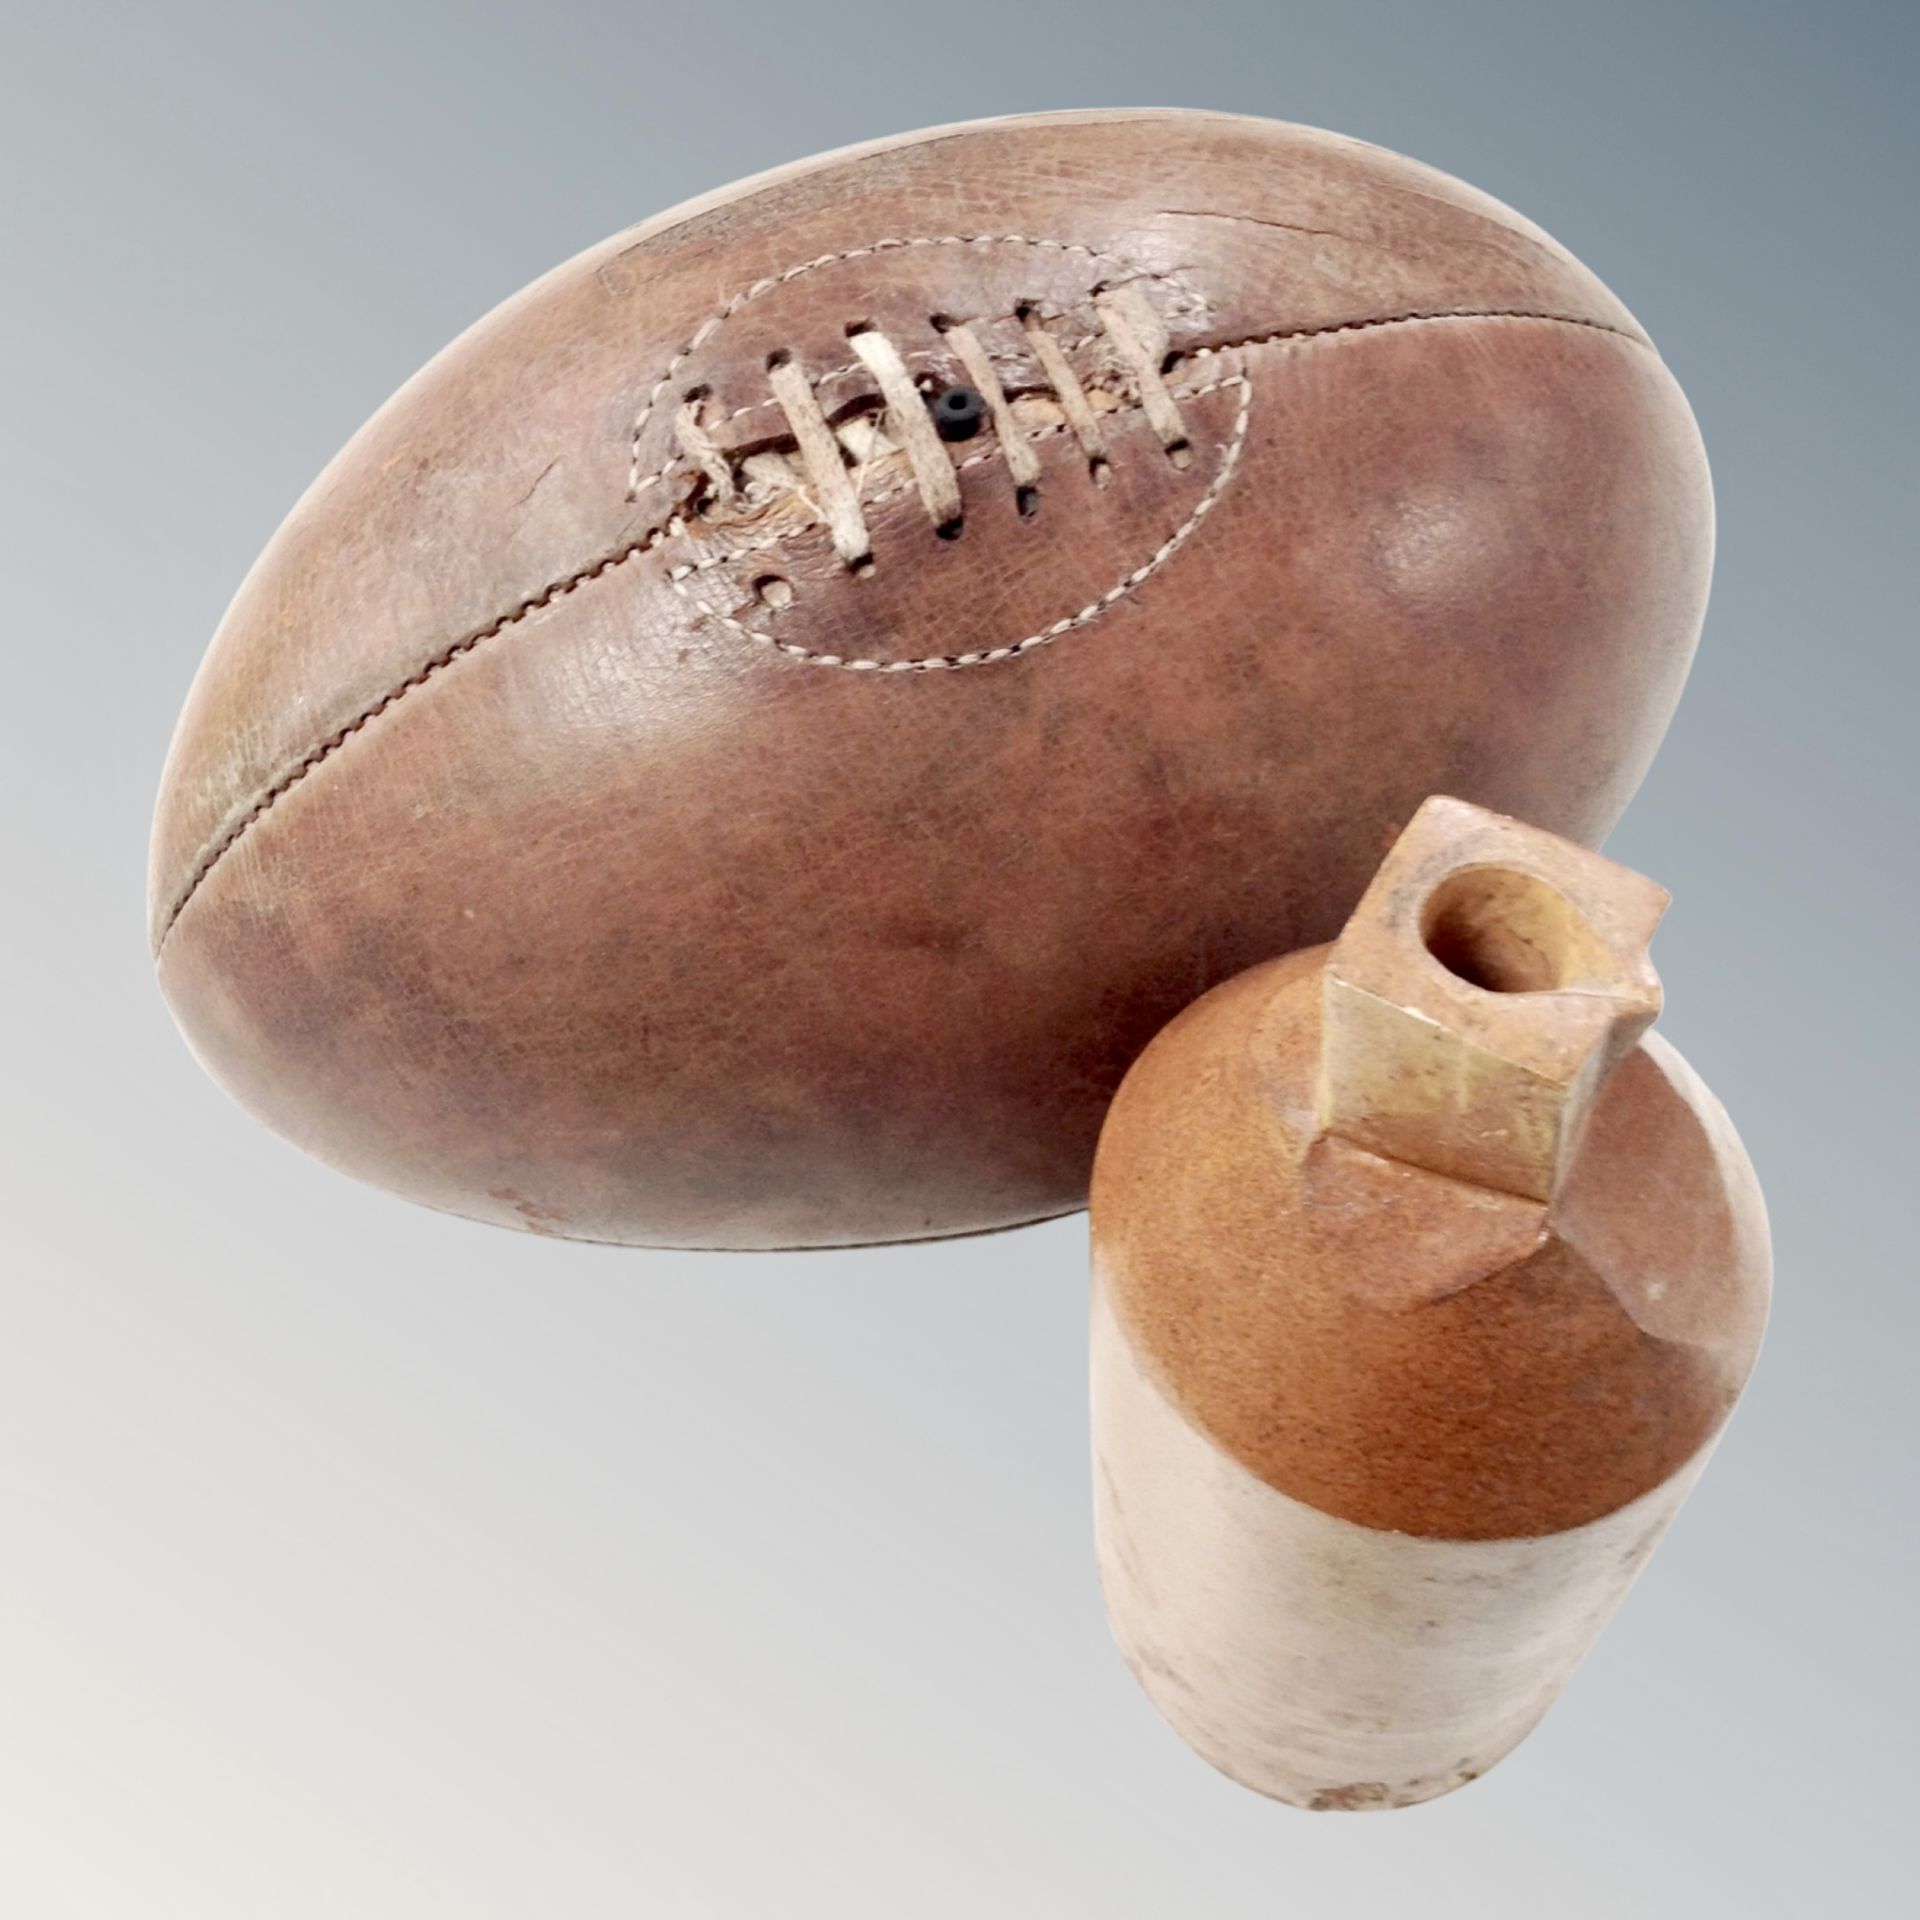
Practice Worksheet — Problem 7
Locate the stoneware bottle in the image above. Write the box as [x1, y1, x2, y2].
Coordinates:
[1089, 795, 1769, 1810]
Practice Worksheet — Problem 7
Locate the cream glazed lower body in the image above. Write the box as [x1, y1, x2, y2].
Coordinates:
[1090, 1279, 1713, 1810]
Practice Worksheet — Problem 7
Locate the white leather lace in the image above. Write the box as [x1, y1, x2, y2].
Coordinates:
[673, 291, 1193, 569]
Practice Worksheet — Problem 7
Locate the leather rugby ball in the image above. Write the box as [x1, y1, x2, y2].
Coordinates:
[150, 109, 1713, 1248]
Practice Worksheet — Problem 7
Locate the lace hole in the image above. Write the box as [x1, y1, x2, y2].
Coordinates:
[929, 385, 986, 443]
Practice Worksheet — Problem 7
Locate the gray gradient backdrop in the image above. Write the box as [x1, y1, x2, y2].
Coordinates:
[4, 2, 1914, 1914]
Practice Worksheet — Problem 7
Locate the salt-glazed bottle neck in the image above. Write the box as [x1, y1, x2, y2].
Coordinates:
[1313, 795, 1671, 1204]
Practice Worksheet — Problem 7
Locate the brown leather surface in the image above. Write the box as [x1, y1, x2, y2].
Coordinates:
[150, 110, 1713, 1248]
[1090, 946, 1771, 1539]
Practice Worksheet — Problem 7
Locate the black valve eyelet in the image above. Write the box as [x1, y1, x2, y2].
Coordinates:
[928, 384, 987, 443]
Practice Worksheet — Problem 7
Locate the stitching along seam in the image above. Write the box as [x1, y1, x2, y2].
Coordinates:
[157, 308, 1647, 954]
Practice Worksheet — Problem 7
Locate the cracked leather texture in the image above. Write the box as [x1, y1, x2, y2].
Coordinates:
[151, 109, 1713, 1248]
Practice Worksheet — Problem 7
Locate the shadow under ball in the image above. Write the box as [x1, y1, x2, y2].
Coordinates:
[149, 110, 1713, 1249]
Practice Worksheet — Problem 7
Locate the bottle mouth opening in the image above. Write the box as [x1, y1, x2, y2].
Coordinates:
[1419, 865, 1607, 995]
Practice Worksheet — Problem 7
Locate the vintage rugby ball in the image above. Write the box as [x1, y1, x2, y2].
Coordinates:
[150, 110, 1712, 1247]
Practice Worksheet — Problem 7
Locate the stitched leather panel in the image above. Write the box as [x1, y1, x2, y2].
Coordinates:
[150, 109, 1644, 949]
[154, 294, 1710, 1246]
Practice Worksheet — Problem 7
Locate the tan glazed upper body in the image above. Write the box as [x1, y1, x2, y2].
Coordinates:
[1090, 801, 1771, 1539]
[150, 110, 1715, 1248]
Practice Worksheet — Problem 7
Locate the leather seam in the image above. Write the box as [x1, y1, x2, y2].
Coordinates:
[154, 308, 1652, 957]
